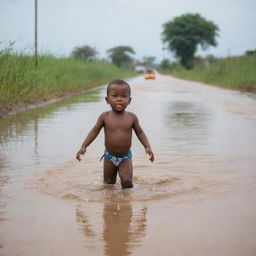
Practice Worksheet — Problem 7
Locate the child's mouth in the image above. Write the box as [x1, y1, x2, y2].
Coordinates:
[115, 104, 125, 110]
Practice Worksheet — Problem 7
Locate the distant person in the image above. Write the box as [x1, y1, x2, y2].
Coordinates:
[76, 79, 154, 189]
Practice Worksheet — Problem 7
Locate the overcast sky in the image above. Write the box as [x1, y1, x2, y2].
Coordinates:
[1, 0, 255, 62]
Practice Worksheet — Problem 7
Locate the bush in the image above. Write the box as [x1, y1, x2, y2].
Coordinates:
[160, 55, 256, 92]
[0, 52, 136, 115]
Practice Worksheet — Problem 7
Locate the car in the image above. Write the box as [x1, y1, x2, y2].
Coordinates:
[144, 69, 156, 79]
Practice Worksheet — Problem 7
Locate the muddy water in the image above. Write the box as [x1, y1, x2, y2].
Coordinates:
[1, 74, 256, 256]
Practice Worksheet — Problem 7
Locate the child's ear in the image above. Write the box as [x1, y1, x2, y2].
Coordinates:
[105, 97, 109, 104]
[129, 97, 132, 103]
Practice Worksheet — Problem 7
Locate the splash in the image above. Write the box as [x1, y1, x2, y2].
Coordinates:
[30, 155, 229, 203]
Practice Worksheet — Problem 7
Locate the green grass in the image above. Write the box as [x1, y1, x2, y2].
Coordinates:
[0, 53, 136, 116]
[161, 55, 256, 92]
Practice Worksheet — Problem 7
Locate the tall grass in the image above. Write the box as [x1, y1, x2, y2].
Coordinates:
[0, 53, 136, 115]
[163, 55, 256, 92]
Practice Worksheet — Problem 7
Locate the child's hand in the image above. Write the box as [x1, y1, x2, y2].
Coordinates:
[145, 148, 154, 162]
[76, 147, 86, 161]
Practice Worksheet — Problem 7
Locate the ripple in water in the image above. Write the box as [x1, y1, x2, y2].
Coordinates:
[30, 156, 226, 203]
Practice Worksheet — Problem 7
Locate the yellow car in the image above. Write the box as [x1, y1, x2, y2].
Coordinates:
[144, 69, 156, 79]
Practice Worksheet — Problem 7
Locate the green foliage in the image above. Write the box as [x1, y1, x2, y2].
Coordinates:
[71, 45, 98, 61]
[163, 55, 256, 92]
[107, 46, 135, 67]
[158, 58, 172, 70]
[143, 56, 156, 67]
[158, 60, 183, 73]
[245, 49, 256, 57]
[162, 13, 219, 69]
[0, 52, 136, 116]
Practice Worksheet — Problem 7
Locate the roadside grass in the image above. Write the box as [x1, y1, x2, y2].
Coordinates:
[160, 55, 256, 92]
[0, 53, 136, 115]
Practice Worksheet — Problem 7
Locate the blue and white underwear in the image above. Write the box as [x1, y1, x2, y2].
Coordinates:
[100, 150, 132, 167]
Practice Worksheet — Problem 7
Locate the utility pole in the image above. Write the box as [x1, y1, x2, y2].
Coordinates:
[35, 0, 38, 67]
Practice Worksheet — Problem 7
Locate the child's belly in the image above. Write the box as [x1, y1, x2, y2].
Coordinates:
[104, 132, 132, 156]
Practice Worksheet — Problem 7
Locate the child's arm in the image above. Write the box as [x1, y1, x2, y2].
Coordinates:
[132, 114, 154, 162]
[76, 113, 104, 161]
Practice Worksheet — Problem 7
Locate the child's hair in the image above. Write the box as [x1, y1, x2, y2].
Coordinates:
[106, 79, 131, 96]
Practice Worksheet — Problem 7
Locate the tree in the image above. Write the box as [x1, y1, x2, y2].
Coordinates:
[245, 49, 256, 57]
[158, 58, 171, 70]
[143, 56, 156, 67]
[162, 13, 219, 69]
[72, 45, 97, 61]
[107, 46, 135, 67]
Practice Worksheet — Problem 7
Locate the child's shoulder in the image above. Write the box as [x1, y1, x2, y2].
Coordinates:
[126, 111, 138, 119]
[98, 111, 110, 119]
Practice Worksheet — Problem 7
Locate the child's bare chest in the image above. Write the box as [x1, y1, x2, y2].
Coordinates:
[104, 115, 133, 131]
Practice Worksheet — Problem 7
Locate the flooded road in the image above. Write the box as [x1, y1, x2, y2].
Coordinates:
[1, 74, 256, 255]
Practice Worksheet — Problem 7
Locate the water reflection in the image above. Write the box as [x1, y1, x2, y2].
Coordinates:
[0, 87, 103, 231]
[76, 201, 147, 256]
[0, 152, 10, 199]
[0, 153, 9, 245]
[0, 88, 102, 144]
[0, 87, 103, 175]
[165, 101, 211, 151]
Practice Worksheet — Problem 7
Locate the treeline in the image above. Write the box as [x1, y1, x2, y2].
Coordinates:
[71, 44, 156, 68]
[158, 54, 256, 92]
[0, 51, 136, 117]
[1, 11, 255, 117]
[72, 45, 135, 67]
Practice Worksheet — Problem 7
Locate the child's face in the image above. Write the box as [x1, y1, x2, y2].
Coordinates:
[105, 84, 131, 112]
